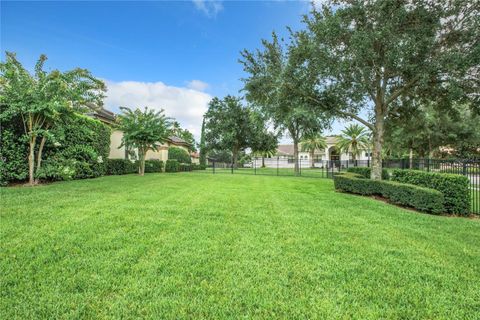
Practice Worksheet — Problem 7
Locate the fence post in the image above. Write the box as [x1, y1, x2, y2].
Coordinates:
[213, 160, 215, 174]
[367, 159, 370, 168]
[277, 156, 279, 176]
[231, 162, 233, 174]
[254, 157, 257, 175]
[299, 157, 302, 176]
[427, 158, 430, 172]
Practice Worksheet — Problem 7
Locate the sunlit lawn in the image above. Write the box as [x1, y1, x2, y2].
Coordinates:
[1, 173, 479, 319]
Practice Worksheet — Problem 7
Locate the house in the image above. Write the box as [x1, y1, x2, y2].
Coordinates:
[89, 108, 193, 162]
[276, 136, 372, 161]
[190, 152, 200, 164]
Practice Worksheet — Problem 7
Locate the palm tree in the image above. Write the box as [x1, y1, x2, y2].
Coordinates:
[301, 134, 327, 168]
[170, 121, 182, 136]
[336, 124, 370, 162]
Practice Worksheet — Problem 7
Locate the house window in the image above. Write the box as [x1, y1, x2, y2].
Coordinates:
[365, 152, 372, 157]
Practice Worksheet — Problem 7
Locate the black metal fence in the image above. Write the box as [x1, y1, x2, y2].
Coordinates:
[195, 157, 480, 214]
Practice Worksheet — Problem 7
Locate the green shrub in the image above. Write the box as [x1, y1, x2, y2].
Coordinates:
[168, 147, 191, 164]
[390, 169, 470, 215]
[106, 159, 137, 175]
[179, 163, 192, 172]
[191, 163, 205, 170]
[46, 114, 111, 178]
[346, 167, 389, 180]
[0, 127, 29, 185]
[334, 173, 444, 214]
[143, 160, 164, 173]
[35, 158, 77, 181]
[165, 159, 179, 172]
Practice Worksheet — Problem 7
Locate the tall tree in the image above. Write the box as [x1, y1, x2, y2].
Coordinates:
[301, 133, 327, 168]
[118, 107, 171, 176]
[250, 111, 279, 168]
[199, 117, 207, 167]
[240, 32, 332, 174]
[0, 52, 106, 185]
[335, 124, 370, 162]
[299, 0, 479, 179]
[203, 96, 252, 168]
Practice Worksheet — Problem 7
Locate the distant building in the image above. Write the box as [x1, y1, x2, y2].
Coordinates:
[276, 136, 371, 161]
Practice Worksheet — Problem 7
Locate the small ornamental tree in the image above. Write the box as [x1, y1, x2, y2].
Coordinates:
[0, 52, 106, 185]
[118, 107, 171, 176]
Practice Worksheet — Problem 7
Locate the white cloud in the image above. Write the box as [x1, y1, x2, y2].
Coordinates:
[192, 0, 223, 18]
[186, 79, 209, 91]
[104, 80, 212, 139]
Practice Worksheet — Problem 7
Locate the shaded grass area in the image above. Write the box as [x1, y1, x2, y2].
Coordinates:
[1, 173, 479, 319]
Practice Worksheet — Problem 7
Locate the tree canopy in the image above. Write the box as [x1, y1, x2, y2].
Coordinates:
[240, 32, 333, 173]
[203, 95, 253, 167]
[118, 107, 171, 175]
[298, 0, 479, 178]
[0, 52, 106, 185]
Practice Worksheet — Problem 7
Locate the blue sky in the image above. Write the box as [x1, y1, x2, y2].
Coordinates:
[2, 0, 349, 139]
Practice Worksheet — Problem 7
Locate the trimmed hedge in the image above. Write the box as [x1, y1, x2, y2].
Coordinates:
[165, 159, 179, 172]
[346, 167, 390, 180]
[168, 147, 191, 164]
[334, 173, 444, 214]
[191, 163, 206, 170]
[144, 160, 164, 173]
[106, 159, 137, 175]
[179, 163, 192, 172]
[390, 169, 470, 215]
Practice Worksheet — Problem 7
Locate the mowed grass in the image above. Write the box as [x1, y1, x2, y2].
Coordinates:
[1, 173, 479, 319]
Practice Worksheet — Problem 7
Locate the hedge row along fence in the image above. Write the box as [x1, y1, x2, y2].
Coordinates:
[390, 169, 470, 215]
[334, 172, 445, 214]
[346, 167, 390, 180]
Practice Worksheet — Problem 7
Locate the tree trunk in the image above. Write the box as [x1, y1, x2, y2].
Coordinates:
[232, 147, 238, 169]
[28, 136, 36, 186]
[293, 140, 299, 175]
[310, 150, 315, 168]
[139, 150, 146, 176]
[371, 104, 384, 180]
[262, 156, 265, 168]
[409, 147, 414, 169]
[34, 135, 47, 184]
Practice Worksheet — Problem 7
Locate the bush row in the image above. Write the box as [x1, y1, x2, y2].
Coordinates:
[334, 173, 445, 214]
[346, 167, 390, 180]
[390, 169, 470, 215]
[165, 159, 199, 172]
[106, 159, 164, 175]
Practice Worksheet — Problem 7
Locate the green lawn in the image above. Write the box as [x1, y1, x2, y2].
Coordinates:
[1, 173, 479, 319]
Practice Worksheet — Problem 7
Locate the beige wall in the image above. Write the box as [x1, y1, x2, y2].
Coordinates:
[109, 132, 192, 162]
[109, 130, 126, 159]
[191, 157, 200, 164]
[146, 147, 169, 161]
